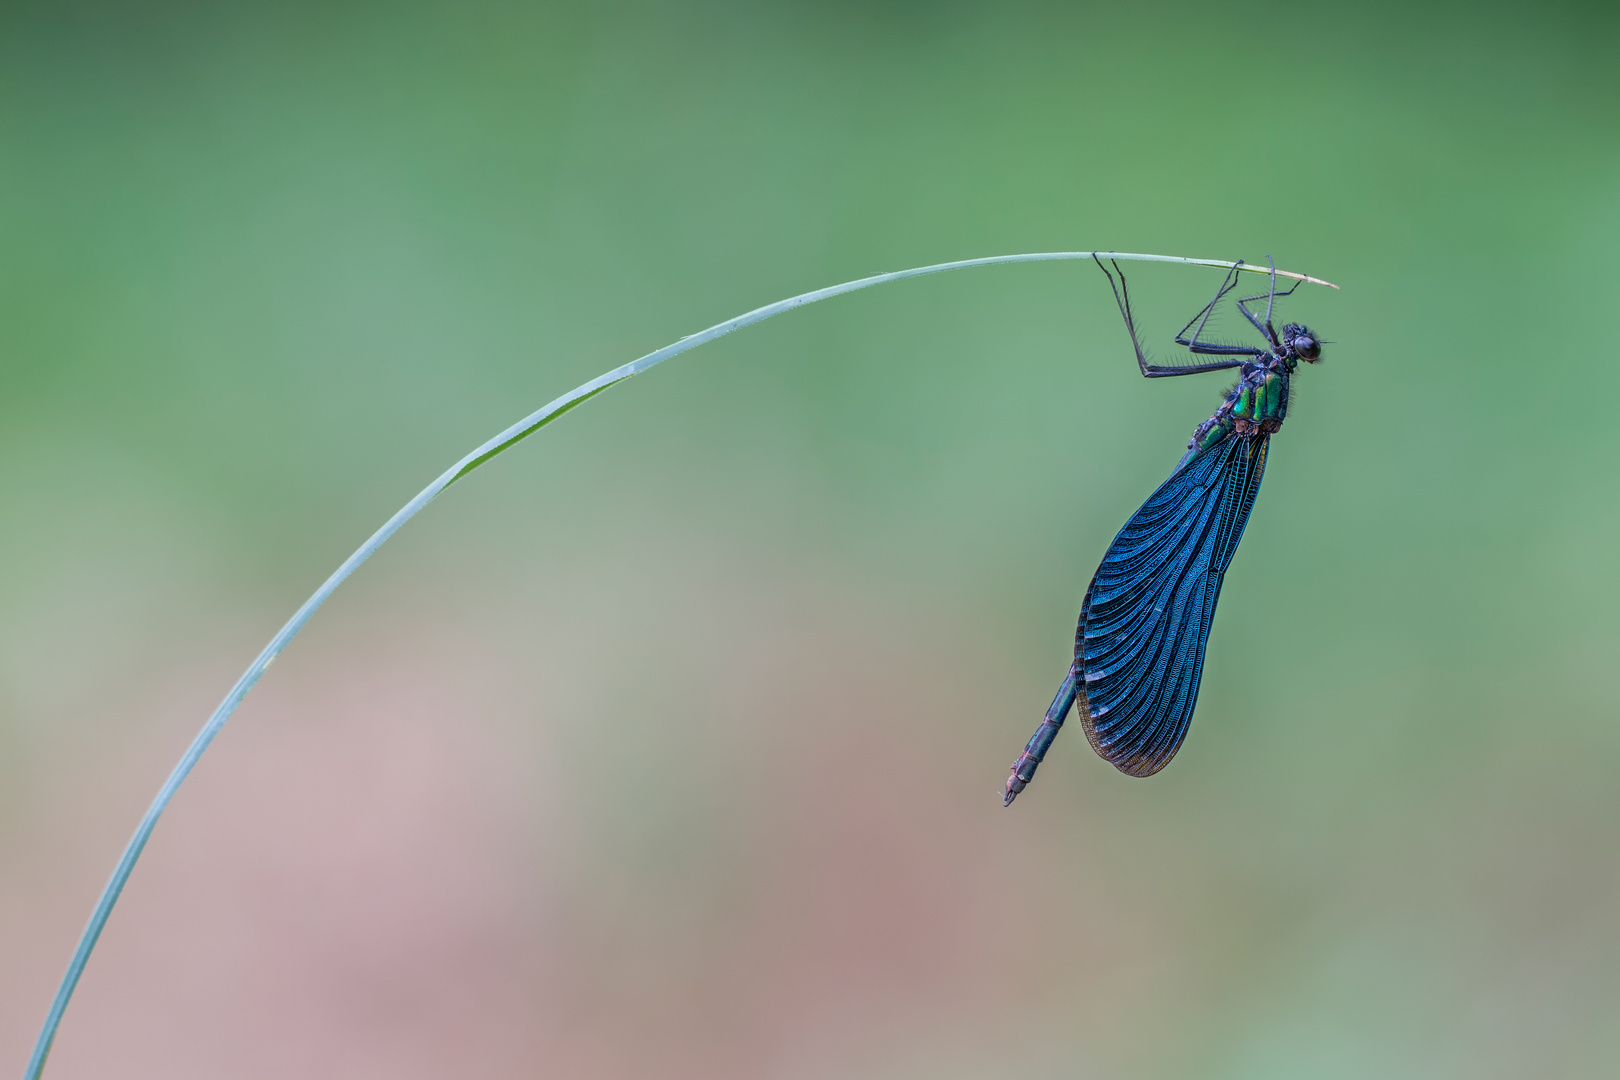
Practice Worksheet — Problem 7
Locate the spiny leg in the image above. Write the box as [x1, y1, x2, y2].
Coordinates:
[1094, 255, 1249, 377]
[1236, 278, 1302, 332]
[1176, 262, 1241, 347]
[1171, 260, 1268, 363]
[1093, 254, 1152, 376]
[1233, 255, 1302, 346]
[1262, 255, 1279, 331]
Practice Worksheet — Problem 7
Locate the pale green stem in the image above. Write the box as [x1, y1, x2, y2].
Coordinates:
[23, 250, 1334, 1080]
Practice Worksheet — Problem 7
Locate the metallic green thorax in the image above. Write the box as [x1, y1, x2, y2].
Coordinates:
[1182, 355, 1297, 466]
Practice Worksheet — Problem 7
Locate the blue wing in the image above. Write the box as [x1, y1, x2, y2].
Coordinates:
[1076, 433, 1268, 776]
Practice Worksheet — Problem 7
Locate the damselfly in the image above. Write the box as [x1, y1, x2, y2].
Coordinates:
[1004, 257, 1324, 804]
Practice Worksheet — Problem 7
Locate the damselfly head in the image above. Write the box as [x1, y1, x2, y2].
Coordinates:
[1282, 324, 1322, 363]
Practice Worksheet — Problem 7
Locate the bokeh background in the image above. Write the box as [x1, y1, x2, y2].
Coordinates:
[2, 1, 1618, 1077]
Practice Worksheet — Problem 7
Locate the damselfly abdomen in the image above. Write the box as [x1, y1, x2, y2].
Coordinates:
[1004, 258, 1324, 804]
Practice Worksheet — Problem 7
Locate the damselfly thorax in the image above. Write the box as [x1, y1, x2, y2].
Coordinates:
[1185, 355, 1296, 463]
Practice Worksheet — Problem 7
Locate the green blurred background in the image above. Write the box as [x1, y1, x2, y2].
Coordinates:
[2, 1, 1618, 1076]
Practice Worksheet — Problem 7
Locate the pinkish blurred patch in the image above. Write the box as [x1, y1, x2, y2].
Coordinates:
[1, 548, 1149, 1079]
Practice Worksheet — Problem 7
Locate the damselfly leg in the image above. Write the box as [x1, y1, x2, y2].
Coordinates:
[1233, 256, 1303, 347]
[1094, 255, 1250, 377]
[1171, 260, 1269, 362]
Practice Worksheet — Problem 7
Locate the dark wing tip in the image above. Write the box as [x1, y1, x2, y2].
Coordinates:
[1112, 751, 1176, 778]
[1079, 696, 1185, 779]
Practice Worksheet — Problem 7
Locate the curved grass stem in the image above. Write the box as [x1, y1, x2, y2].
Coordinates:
[23, 250, 1334, 1079]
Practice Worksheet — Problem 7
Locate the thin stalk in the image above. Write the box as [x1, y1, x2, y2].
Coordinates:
[23, 250, 1335, 1079]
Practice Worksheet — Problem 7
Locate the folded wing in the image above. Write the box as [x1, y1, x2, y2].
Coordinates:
[1076, 434, 1268, 776]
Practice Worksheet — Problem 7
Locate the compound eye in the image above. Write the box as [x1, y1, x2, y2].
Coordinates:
[1292, 332, 1321, 361]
